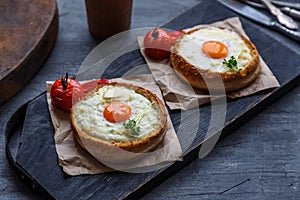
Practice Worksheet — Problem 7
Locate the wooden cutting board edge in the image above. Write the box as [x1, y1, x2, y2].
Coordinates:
[0, 1, 59, 106]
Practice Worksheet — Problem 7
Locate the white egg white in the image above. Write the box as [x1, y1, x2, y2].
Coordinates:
[73, 85, 160, 142]
[177, 27, 253, 72]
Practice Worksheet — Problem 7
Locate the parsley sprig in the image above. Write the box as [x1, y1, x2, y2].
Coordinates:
[223, 56, 240, 71]
[123, 119, 140, 136]
[123, 102, 154, 137]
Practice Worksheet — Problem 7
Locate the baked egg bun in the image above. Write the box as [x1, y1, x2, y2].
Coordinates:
[170, 27, 260, 92]
[70, 82, 167, 164]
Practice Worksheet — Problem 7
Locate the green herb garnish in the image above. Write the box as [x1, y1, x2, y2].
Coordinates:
[123, 102, 154, 136]
[223, 56, 240, 71]
[123, 119, 141, 136]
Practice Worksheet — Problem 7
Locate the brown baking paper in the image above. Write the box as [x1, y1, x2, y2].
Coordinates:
[46, 74, 182, 175]
[138, 17, 280, 110]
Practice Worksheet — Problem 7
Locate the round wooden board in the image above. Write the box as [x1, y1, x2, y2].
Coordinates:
[0, 0, 58, 105]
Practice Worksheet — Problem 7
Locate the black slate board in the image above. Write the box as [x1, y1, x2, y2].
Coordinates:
[8, 0, 300, 199]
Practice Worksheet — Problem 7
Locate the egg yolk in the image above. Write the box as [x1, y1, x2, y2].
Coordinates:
[103, 102, 131, 123]
[202, 41, 228, 59]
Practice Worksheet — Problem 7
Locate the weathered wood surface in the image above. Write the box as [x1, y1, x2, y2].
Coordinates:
[0, 0, 58, 105]
[0, 0, 299, 199]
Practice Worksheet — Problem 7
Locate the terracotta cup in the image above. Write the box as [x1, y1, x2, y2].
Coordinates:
[85, 0, 133, 40]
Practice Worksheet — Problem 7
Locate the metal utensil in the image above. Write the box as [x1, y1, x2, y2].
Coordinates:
[259, 0, 298, 30]
[218, 0, 300, 41]
[281, 7, 300, 21]
[239, 0, 300, 20]
[248, 0, 300, 10]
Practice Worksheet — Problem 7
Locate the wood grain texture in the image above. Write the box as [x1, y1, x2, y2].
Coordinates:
[1, 0, 299, 199]
[8, 0, 300, 199]
[0, 0, 58, 105]
[142, 85, 300, 200]
[0, 0, 200, 199]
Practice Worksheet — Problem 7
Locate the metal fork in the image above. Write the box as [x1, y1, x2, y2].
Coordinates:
[259, 0, 298, 30]
[239, 0, 300, 21]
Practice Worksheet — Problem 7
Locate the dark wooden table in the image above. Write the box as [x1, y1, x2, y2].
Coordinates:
[0, 0, 299, 199]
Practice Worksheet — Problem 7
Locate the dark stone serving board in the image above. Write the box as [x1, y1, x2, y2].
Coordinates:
[6, 0, 300, 199]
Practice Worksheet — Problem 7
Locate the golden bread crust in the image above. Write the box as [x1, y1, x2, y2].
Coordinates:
[70, 82, 168, 164]
[170, 27, 260, 92]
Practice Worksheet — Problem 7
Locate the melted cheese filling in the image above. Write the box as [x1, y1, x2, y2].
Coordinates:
[177, 27, 253, 72]
[73, 85, 160, 143]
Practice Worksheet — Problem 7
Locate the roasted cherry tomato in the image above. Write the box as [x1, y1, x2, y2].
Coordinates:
[169, 30, 185, 43]
[143, 28, 185, 60]
[81, 79, 109, 96]
[143, 28, 172, 60]
[50, 73, 83, 112]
